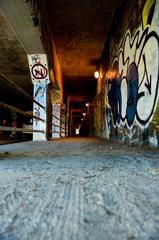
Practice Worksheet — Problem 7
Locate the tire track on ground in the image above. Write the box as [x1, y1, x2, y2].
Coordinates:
[38, 183, 68, 240]
[59, 178, 85, 240]
[43, 182, 73, 240]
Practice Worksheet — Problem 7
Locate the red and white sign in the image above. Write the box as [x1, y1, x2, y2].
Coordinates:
[27, 54, 50, 84]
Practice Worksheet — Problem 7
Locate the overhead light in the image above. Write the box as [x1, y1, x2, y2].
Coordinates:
[94, 70, 99, 79]
[83, 112, 86, 116]
[86, 103, 89, 107]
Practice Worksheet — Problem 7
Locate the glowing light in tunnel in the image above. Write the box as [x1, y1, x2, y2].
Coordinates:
[94, 70, 99, 79]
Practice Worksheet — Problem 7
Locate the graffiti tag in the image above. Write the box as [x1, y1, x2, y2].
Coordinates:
[108, 0, 159, 128]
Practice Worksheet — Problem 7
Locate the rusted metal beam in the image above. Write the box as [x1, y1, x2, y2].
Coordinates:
[0, 126, 44, 133]
[0, 101, 45, 122]
[0, 73, 45, 110]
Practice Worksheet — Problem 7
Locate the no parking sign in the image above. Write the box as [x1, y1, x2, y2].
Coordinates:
[27, 54, 50, 84]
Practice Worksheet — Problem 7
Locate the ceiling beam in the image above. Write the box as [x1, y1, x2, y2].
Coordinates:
[0, 0, 44, 54]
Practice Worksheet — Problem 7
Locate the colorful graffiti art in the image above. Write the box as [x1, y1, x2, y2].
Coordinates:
[108, 0, 159, 128]
[33, 81, 47, 140]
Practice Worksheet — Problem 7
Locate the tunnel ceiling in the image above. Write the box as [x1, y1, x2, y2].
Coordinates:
[0, 0, 117, 111]
[0, 9, 33, 110]
[39, 0, 117, 100]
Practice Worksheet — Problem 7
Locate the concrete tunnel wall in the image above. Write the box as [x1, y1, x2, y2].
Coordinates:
[93, 0, 159, 147]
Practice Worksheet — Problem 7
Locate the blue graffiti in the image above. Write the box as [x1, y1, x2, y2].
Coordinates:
[108, 77, 121, 125]
[126, 63, 138, 127]
[108, 26, 159, 128]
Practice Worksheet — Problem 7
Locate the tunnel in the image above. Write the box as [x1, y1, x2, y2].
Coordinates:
[0, 0, 159, 146]
[0, 1, 159, 239]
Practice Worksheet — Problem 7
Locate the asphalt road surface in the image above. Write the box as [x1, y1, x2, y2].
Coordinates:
[0, 137, 159, 240]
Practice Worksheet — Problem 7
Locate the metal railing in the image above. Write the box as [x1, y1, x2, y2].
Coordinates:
[0, 73, 45, 135]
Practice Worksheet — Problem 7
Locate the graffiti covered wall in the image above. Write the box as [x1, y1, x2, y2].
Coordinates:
[104, 0, 159, 146]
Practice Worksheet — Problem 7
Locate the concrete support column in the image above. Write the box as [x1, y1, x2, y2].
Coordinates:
[28, 54, 50, 141]
[33, 82, 47, 141]
[52, 103, 61, 138]
[51, 82, 61, 138]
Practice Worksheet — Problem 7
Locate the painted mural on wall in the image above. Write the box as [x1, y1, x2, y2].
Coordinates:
[52, 103, 60, 138]
[33, 81, 47, 141]
[108, 0, 159, 129]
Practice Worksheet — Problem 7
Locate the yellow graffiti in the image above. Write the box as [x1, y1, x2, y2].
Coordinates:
[142, 0, 155, 27]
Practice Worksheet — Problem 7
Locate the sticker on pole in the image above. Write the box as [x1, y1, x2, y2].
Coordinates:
[27, 54, 50, 84]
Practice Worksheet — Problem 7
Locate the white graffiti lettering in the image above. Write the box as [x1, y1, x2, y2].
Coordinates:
[109, 0, 159, 129]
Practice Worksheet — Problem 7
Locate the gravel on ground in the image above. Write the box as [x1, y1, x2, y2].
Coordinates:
[0, 137, 159, 240]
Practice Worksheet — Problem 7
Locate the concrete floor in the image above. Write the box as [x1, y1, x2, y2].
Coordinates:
[0, 137, 159, 240]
